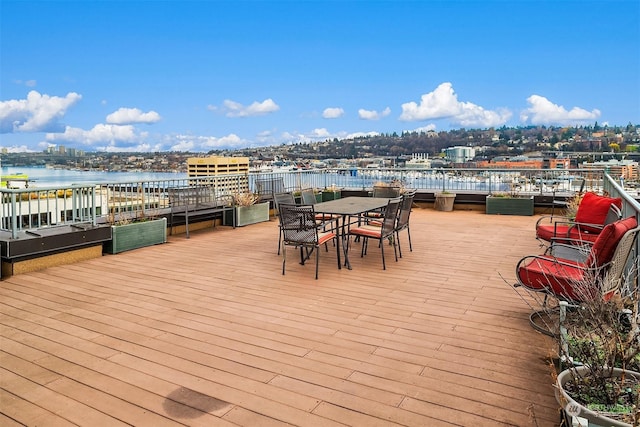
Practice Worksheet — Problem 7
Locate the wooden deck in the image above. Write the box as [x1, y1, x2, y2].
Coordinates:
[0, 208, 561, 426]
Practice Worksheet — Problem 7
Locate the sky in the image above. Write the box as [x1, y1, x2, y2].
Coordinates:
[1, 0, 639, 153]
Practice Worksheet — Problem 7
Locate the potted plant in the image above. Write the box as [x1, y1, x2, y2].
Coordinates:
[486, 184, 534, 215]
[230, 191, 270, 226]
[515, 264, 640, 426]
[434, 191, 456, 211]
[554, 280, 640, 426]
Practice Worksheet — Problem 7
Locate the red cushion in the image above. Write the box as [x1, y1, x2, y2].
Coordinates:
[536, 224, 600, 243]
[574, 192, 622, 233]
[585, 216, 637, 266]
[517, 255, 591, 301]
[349, 225, 382, 238]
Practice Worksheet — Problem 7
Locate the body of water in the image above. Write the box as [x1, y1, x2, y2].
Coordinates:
[1, 165, 520, 193]
[1, 166, 187, 187]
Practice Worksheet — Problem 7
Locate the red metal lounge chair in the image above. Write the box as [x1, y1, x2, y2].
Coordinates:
[518, 216, 639, 302]
[536, 192, 622, 245]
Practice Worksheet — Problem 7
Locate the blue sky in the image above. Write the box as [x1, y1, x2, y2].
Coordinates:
[1, 0, 638, 153]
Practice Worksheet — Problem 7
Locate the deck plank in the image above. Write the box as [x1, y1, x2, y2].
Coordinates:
[0, 209, 562, 426]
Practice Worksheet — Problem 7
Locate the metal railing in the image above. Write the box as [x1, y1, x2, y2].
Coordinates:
[0, 167, 613, 238]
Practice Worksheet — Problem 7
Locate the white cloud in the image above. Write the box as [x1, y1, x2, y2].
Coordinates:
[212, 98, 280, 118]
[0, 90, 81, 133]
[409, 124, 437, 133]
[520, 95, 601, 125]
[12, 79, 37, 87]
[106, 107, 161, 125]
[322, 107, 344, 119]
[358, 107, 391, 120]
[399, 82, 511, 127]
[310, 128, 331, 138]
[171, 133, 248, 151]
[345, 131, 380, 139]
[100, 142, 164, 153]
[45, 124, 144, 145]
[0, 144, 36, 153]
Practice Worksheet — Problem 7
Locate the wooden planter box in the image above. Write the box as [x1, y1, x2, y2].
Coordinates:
[104, 218, 167, 254]
[486, 196, 534, 216]
[322, 190, 341, 201]
[235, 202, 270, 226]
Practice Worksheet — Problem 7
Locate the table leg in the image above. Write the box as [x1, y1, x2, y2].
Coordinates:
[341, 214, 351, 270]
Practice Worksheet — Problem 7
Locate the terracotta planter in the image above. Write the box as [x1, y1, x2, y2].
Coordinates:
[556, 366, 640, 427]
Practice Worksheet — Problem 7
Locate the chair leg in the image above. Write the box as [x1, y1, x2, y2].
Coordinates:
[360, 236, 368, 257]
[282, 246, 286, 275]
[315, 244, 319, 280]
[396, 231, 403, 258]
[392, 236, 398, 262]
[278, 228, 282, 255]
[380, 239, 386, 270]
[407, 227, 412, 252]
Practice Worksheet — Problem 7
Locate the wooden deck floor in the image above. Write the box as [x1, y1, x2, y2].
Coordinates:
[0, 208, 561, 426]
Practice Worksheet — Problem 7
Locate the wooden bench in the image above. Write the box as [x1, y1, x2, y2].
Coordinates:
[168, 186, 234, 238]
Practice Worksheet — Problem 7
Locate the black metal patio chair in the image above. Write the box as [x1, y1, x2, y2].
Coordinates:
[279, 204, 340, 280]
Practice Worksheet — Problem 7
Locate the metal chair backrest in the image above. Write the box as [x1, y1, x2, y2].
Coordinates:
[279, 204, 318, 246]
[373, 186, 401, 198]
[300, 188, 317, 205]
[274, 192, 295, 213]
[255, 177, 285, 200]
[603, 225, 640, 296]
[380, 198, 402, 238]
[396, 191, 415, 231]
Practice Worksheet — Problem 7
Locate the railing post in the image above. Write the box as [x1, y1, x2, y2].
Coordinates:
[11, 192, 18, 239]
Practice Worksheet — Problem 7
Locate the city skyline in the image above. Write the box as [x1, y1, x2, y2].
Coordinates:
[1, 0, 639, 153]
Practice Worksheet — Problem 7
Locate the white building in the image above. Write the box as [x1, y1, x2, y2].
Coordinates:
[443, 146, 476, 163]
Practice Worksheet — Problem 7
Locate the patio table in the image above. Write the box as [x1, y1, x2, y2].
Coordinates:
[314, 196, 390, 269]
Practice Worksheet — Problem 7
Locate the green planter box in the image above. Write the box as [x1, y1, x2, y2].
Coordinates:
[235, 202, 270, 226]
[486, 196, 534, 216]
[322, 190, 341, 202]
[294, 193, 322, 205]
[104, 217, 167, 254]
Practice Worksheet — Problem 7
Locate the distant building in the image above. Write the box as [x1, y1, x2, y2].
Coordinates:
[580, 159, 639, 181]
[187, 156, 250, 176]
[476, 155, 570, 170]
[443, 146, 475, 163]
[405, 153, 431, 169]
[187, 156, 251, 194]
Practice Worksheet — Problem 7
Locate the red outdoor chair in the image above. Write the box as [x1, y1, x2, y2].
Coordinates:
[536, 192, 622, 245]
[518, 216, 639, 303]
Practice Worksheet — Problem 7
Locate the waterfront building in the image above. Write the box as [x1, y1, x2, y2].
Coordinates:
[443, 146, 475, 163]
[187, 155, 250, 194]
[187, 155, 250, 176]
[580, 159, 639, 181]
